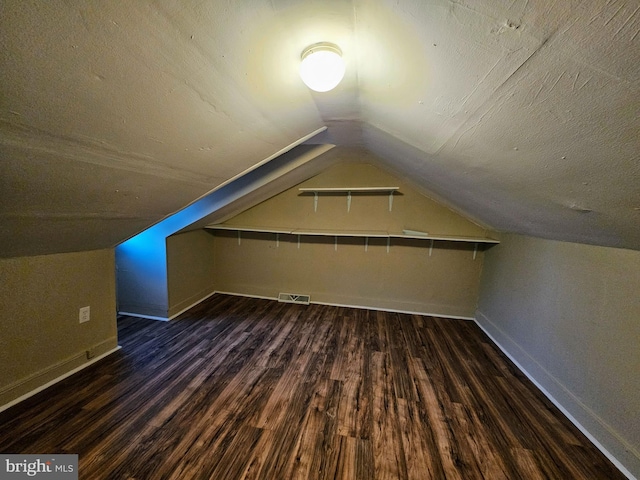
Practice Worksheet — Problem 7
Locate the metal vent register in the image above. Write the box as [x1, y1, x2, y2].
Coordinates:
[278, 293, 310, 305]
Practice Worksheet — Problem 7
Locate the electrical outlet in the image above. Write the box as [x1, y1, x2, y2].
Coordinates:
[79, 306, 90, 323]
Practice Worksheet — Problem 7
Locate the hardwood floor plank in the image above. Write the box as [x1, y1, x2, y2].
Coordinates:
[450, 401, 511, 479]
[0, 294, 627, 480]
[408, 356, 468, 480]
[336, 375, 371, 439]
[397, 397, 443, 480]
[386, 314, 418, 403]
[510, 447, 548, 480]
[296, 380, 342, 480]
[206, 425, 264, 480]
[429, 319, 532, 478]
[253, 349, 317, 430]
[288, 379, 335, 480]
[253, 387, 314, 480]
[334, 435, 358, 479]
[238, 429, 277, 480]
[329, 313, 352, 381]
[332, 312, 372, 440]
[371, 351, 409, 480]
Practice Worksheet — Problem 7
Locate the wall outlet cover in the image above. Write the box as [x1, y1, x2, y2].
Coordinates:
[79, 306, 90, 323]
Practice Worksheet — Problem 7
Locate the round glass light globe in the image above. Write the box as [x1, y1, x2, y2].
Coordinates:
[299, 48, 345, 92]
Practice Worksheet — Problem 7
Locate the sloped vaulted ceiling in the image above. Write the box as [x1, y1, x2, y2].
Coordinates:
[1, 0, 639, 257]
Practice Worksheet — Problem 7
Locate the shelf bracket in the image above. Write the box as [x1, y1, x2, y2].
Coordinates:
[335, 236, 338, 251]
[347, 191, 352, 212]
[429, 239, 434, 257]
[276, 233, 279, 248]
[237, 230, 241, 246]
[473, 243, 478, 260]
[364, 236, 369, 252]
[313, 192, 318, 213]
[387, 237, 390, 253]
[389, 191, 394, 212]
[297, 234, 301, 249]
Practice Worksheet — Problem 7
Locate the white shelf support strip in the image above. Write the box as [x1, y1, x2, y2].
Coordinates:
[237, 230, 241, 246]
[299, 187, 400, 214]
[364, 236, 369, 252]
[473, 243, 478, 260]
[429, 239, 434, 257]
[387, 237, 390, 253]
[276, 233, 279, 248]
[297, 234, 301, 249]
[335, 236, 338, 251]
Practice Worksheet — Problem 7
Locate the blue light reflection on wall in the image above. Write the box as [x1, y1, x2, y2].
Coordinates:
[115, 144, 322, 318]
[116, 197, 226, 318]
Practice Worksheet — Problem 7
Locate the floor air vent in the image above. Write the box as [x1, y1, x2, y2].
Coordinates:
[278, 293, 311, 305]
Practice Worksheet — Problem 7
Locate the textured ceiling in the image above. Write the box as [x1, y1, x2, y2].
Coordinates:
[1, 0, 639, 257]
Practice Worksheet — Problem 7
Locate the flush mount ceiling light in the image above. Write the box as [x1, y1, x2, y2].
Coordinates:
[299, 42, 345, 92]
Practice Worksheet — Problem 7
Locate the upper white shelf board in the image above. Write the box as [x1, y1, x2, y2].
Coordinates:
[298, 187, 400, 193]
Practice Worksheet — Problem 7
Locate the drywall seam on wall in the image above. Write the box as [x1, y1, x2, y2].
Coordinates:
[0, 344, 121, 414]
[475, 310, 638, 480]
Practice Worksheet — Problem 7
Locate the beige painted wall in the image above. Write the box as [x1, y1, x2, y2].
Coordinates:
[477, 234, 640, 478]
[226, 161, 490, 238]
[213, 162, 494, 317]
[0, 249, 118, 408]
[166, 230, 217, 318]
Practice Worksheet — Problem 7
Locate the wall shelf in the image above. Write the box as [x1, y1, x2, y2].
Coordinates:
[298, 187, 400, 193]
[292, 228, 390, 238]
[299, 186, 400, 212]
[205, 225, 292, 234]
[205, 224, 499, 244]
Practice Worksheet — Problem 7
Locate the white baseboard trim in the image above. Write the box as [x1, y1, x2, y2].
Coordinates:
[214, 290, 277, 302]
[0, 346, 121, 414]
[214, 290, 475, 321]
[118, 311, 170, 321]
[168, 290, 217, 320]
[312, 300, 475, 320]
[475, 310, 638, 480]
[119, 291, 218, 322]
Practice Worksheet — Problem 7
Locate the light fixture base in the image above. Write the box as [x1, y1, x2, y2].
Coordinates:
[301, 42, 342, 60]
[299, 42, 345, 92]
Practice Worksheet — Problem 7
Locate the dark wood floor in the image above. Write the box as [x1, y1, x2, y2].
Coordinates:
[0, 294, 626, 479]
